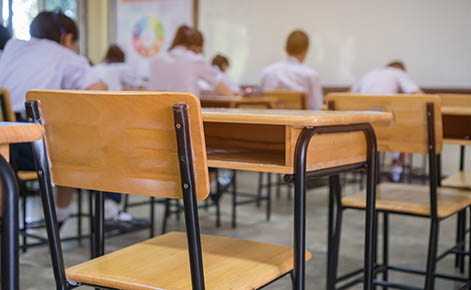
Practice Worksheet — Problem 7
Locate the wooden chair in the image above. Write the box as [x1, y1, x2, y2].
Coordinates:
[439, 93, 471, 272]
[262, 90, 307, 109]
[26, 90, 310, 289]
[325, 93, 471, 290]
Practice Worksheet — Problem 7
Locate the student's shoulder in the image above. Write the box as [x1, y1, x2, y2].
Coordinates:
[261, 60, 284, 75]
[299, 63, 320, 79]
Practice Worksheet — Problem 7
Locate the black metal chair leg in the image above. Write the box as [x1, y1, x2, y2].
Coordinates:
[22, 194, 27, 252]
[328, 175, 343, 290]
[149, 197, 155, 238]
[460, 210, 467, 274]
[123, 194, 129, 212]
[327, 175, 336, 290]
[382, 213, 389, 290]
[231, 171, 237, 229]
[424, 220, 439, 290]
[276, 173, 281, 199]
[88, 190, 94, 259]
[257, 172, 263, 207]
[161, 198, 170, 234]
[77, 189, 82, 243]
[468, 206, 471, 285]
[267, 172, 272, 221]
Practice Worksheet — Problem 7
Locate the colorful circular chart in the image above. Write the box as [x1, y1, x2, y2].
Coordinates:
[132, 16, 165, 58]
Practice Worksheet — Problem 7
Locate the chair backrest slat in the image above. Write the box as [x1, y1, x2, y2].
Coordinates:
[325, 93, 442, 154]
[26, 90, 210, 200]
[262, 91, 307, 109]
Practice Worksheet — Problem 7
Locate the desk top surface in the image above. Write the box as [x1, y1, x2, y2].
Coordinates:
[202, 108, 393, 126]
[442, 106, 471, 116]
[0, 122, 43, 144]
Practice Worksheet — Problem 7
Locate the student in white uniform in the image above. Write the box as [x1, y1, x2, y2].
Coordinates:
[352, 61, 423, 94]
[352, 61, 423, 182]
[0, 11, 114, 227]
[149, 25, 232, 96]
[0, 25, 11, 59]
[198, 54, 240, 94]
[93, 45, 142, 91]
[260, 30, 324, 110]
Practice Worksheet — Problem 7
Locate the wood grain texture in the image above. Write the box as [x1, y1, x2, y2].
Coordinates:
[442, 172, 471, 190]
[202, 108, 393, 127]
[325, 94, 443, 154]
[262, 91, 307, 109]
[26, 90, 210, 200]
[0, 89, 17, 122]
[439, 94, 471, 109]
[443, 138, 471, 146]
[342, 183, 471, 218]
[0, 122, 43, 144]
[66, 231, 311, 290]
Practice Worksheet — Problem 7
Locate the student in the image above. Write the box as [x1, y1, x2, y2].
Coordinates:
[0, 25, 11, 59]
[260, 30, 324, 110]
[0, 11, 135, 228]
[352, 61, 423, 94]
[352, 61, 423, 182]
[93, 45, 142, 91]
[202, 54, 240, 94]
[148, 25, 232, 96]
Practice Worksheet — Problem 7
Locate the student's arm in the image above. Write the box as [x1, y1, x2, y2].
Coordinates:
[196, 58, 233, 96]
[397, 71, 422, 94]
[86, 81, 108, 90]
[213, 81, 233, 96]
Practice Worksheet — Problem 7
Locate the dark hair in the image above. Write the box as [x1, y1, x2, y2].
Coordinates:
[387, 61, 406, 71]
[30, 11, 78, 43]
[212, 54, 229, 71]
[0, 25, 11, 50]
[169, 25, 203, 50]
[286, 30, 309, 55]
[104, 45, 125, 63]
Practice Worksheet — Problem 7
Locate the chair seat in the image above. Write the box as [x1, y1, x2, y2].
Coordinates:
[17, 170, 38, 181]
[66, 231, 311, 290]
[342, 182, 471, 218]
[442, 172, 471, 190]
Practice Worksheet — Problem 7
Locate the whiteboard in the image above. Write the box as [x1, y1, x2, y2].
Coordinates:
[199, 0, 471, 88]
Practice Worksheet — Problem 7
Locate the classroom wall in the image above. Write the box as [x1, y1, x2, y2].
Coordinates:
[87, 0, 109, 64]
[199, 0, 471, 88]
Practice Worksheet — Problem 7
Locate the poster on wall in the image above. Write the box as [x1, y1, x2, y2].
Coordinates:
[116, 0, 194, 79]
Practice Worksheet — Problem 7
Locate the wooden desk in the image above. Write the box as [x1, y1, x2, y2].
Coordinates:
[442, 106, 471, 145]
[200, 96, 276, 109]
[201, 108, 392, 290]
[0, 122, 43, 290]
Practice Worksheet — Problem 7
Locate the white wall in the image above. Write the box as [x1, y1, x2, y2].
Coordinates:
[199, 0, 471, 87]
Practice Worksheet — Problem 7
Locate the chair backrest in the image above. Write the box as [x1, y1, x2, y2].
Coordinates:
[0, 89, 17, 122]
[439, 94, 471, 107]
[262, 90, 307, 109]
[325, 93, 443, 154]
[26, 90, 210, 200]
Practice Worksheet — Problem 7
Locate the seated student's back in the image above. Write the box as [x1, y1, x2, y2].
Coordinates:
[0, 11, 105, 115]
[260, 30, 324, 110]
[149, 25, 232, 96]
[93, 45, 142, 91]
[352, 61, 422, 94]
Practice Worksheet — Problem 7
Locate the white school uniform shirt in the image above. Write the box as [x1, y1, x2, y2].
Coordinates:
[93, 62, 142, 91]
[148, 46, 222, 96]
[198, 65, 240, 94]
[260, 56, 324, 110]
[351, 67, 420, 94]
[0, 38, 100, 113]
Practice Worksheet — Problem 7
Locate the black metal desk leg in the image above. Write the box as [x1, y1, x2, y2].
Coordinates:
[293, 128, 313, 290]
[363, 126, 378, 290]
[0, 154, 20, 290]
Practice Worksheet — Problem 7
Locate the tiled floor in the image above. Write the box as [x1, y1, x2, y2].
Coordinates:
[13, 171, 467, 290]
[6, 147, 471, 289]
